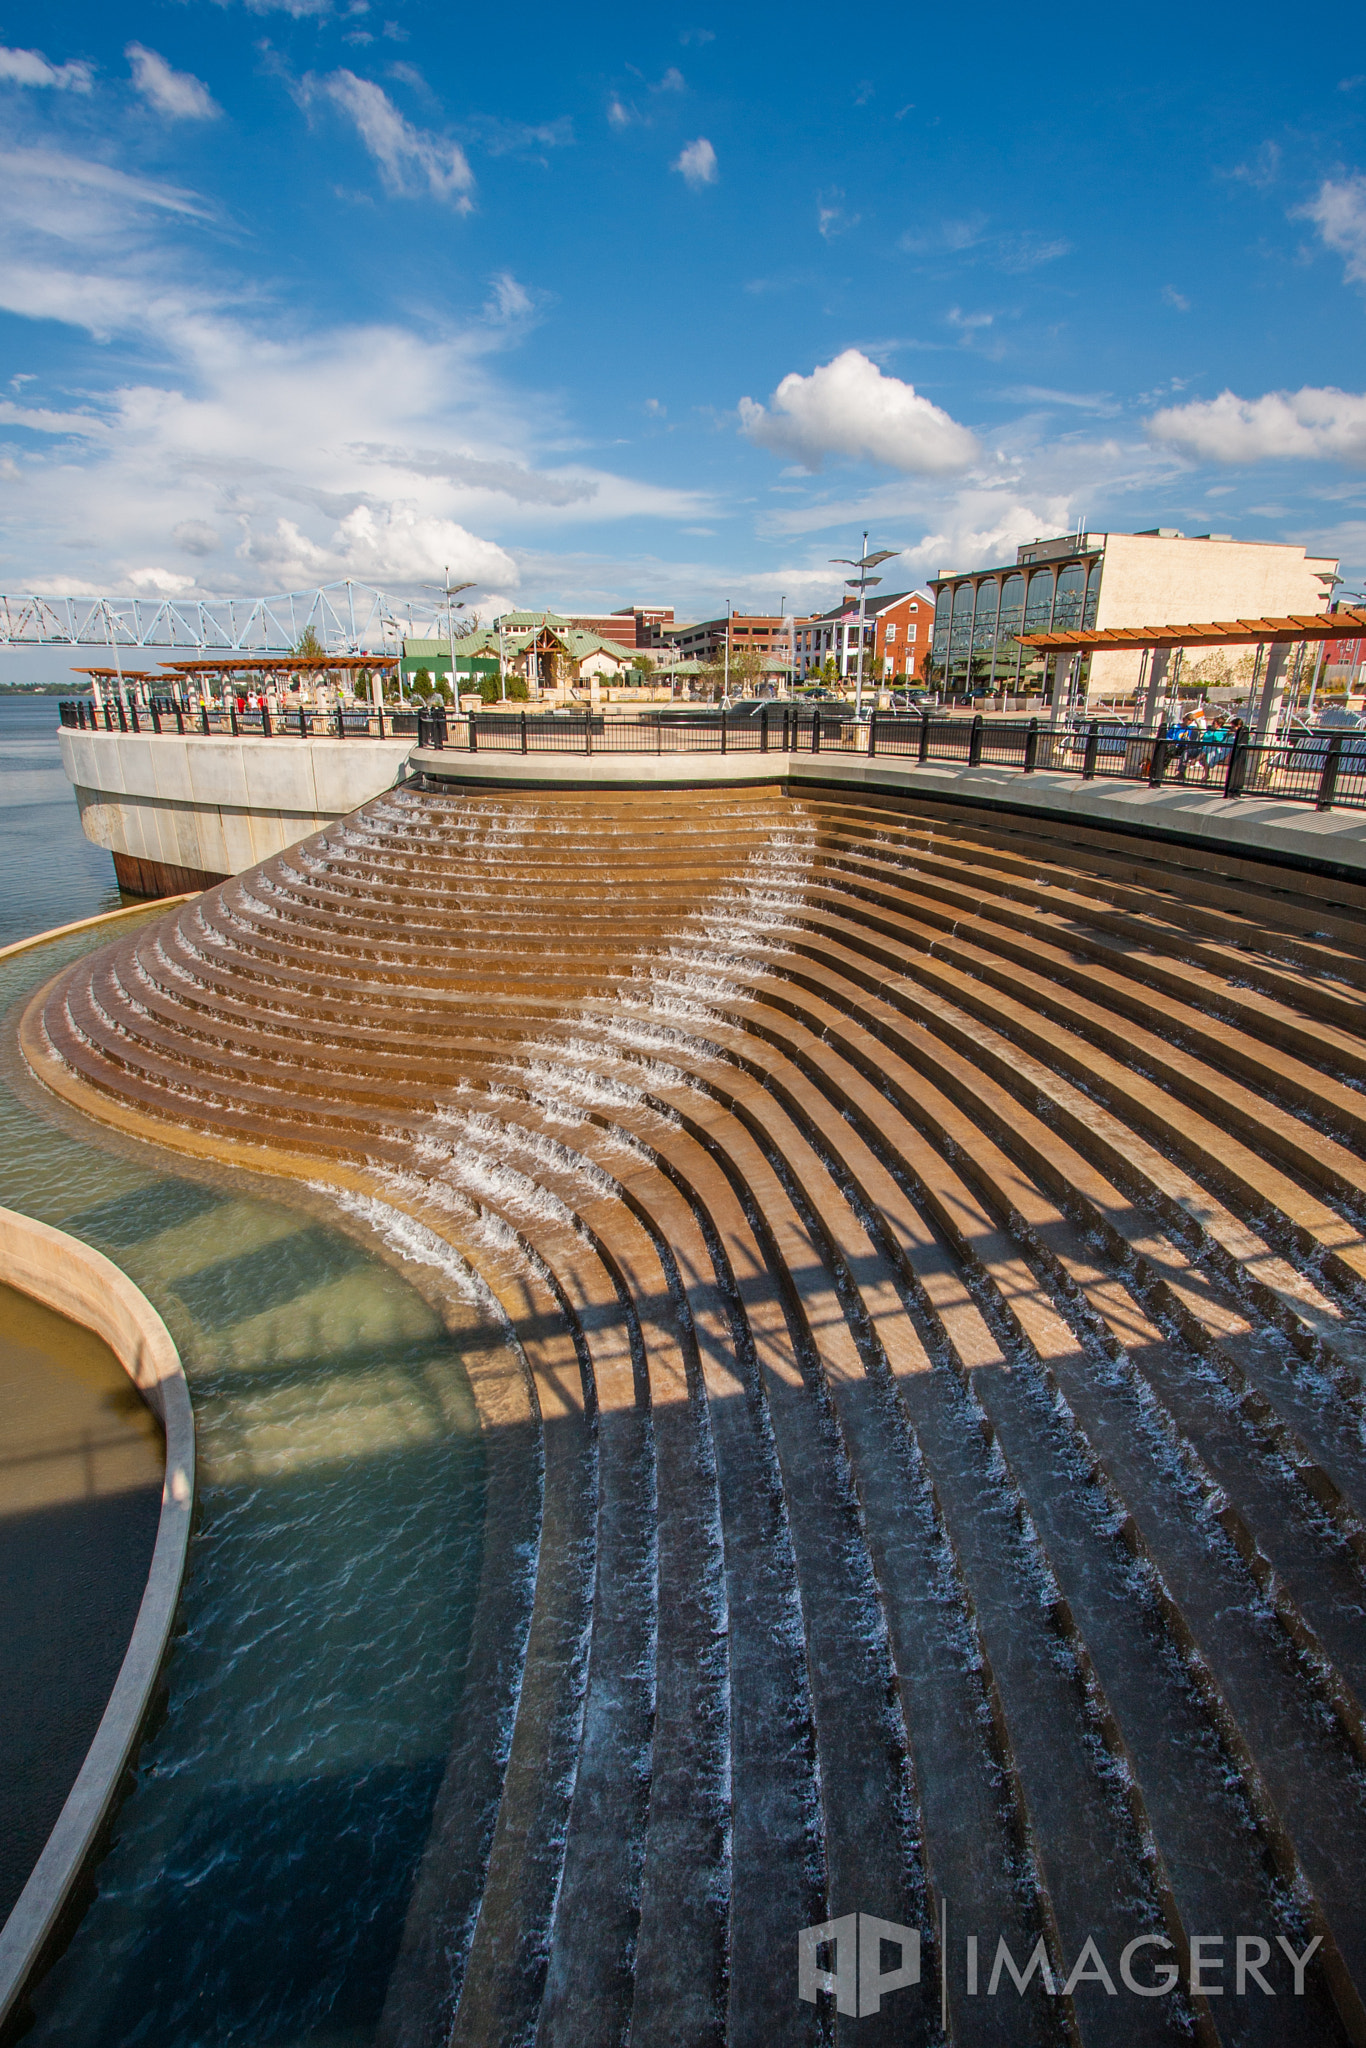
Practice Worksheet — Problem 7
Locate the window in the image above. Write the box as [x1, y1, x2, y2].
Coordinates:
[1023, 570, 1056, 636]
[972, 579, 1000, 655]
[885, 623, 897, 642]
[1083, 558, 1102, 629]
[949, 582, 975, 663]
[1052, 561, 1086, 631]
[907, 623, 917, 641]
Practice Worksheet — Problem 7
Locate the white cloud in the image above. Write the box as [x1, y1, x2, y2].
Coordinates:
[0, 148, 708, 597]
[739, 350, 979, 475]
[1148, 386, 1366, 465]
[240, 507, 516, 587]
[1297, 173, 1366, 284]
[673, 137, 717, 188]
[126, 45, 220, 121]
[308, 70, 474, 208]
[128, 566, 196, 593]
[0, 46, 93, 92]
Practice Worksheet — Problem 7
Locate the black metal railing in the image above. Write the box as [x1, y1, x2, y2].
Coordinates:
[57, 700, 1366, 814]
[59, 698, 419, 739]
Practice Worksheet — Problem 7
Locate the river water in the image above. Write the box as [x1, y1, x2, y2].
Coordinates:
[0, 697, 128, 948]
[0, 715, 495, 2045]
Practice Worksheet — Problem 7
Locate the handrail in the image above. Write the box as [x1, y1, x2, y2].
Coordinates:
[58, 701, 1366, 814]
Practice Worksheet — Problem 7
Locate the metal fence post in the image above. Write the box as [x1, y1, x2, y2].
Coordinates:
[812, 710, 821, 755]
[918, 712, 930, 764]
[761, 704, 769, 754]
[721, 708, 728, 755]
[1082, 719, 1100, 780]
[1149, 737, 1169, 787]
[968, 712, 984, 768]
[868, 710, 878, 757]
[585, 713, 592, 757]
[1316, 733, 1344, 812]
[174, 703, 185, 735]
[128, 698, 140, 734]
[262, 703, 272, 738]
[468, 709, 478, 753]
[229, 701, 239, 738]
[150, 700, 162, 734]
[1023, 717, 1039, 772]
[199, 703, 209, 735]
[521, 709, 528, 755]
[1226, 733, 1248, 798]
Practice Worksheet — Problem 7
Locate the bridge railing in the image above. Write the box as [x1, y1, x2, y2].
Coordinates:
[59, 701, 1366, 814]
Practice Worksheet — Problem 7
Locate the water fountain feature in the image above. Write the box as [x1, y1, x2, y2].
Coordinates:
[12, 772, 1366, 2042]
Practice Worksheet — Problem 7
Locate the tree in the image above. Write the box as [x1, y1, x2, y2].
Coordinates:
[413, 668, 432, 696]
[293, 626, 326, 658]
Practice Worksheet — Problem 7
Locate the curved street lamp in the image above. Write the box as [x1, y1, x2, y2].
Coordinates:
[830, 536, 902, 718]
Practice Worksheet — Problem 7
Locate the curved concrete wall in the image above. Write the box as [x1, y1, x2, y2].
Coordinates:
[0, 1206, 194, 2031]
[59, 727, 412, 884]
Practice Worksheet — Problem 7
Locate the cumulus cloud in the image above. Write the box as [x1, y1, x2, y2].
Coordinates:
[0, 46, 93, 92]
[127, 45, 220, 120]
[739, 349, 979, 474]
[308, 70, 474, 207]
[240, 506, 516, 587]
[1297, 173, 1366, 284]
[1147, 386, 1366, 465]
[673, 137, 717, 188]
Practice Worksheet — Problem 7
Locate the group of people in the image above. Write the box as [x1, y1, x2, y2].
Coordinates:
[1162, 710, 1245, 781]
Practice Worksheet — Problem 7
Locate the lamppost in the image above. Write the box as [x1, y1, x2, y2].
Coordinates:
[831, 536, 901, 719]
[427, 569, 474, 716]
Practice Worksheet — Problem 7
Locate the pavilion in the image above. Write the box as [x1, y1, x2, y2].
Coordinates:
[1021, 606, 1366, 735]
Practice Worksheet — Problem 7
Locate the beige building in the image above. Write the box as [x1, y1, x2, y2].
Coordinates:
[930, 528, 1339, 698]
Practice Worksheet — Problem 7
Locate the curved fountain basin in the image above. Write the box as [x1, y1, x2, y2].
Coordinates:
[0, 917, 503, 2048]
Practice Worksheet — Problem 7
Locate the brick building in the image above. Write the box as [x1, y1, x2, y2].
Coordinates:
[794, 590, 935, 681]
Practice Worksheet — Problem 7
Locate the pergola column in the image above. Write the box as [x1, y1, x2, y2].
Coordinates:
[1252, 640, 1293, 742]
[1141, 646, 1172, 729]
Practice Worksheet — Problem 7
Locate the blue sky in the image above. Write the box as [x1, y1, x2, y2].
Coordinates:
[1, 0, 1365, 628]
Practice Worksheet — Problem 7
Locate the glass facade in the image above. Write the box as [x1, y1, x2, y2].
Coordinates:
[1052, 562, 1087, 630]
[1023, 570, 1056, 636]
[971, 580, 999, 657]
[929, 545, 1103, 688]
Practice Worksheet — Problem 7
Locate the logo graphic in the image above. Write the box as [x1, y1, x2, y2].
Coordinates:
[798, 1914, 920, 2017]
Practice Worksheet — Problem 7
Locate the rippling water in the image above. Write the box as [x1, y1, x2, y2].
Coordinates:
[0, 927, 492, 2046]
[0, 697, 127, 948]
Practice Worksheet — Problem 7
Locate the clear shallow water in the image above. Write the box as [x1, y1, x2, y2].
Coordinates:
[0, 696, 128, 948]
[1, 926, 491, 2047]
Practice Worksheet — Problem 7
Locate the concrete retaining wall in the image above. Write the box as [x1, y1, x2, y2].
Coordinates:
[59, 728, 411, 887]
[0, 1206, 194, 2031]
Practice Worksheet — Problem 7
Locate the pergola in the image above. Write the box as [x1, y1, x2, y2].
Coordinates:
[1020, 608, 1366, 737]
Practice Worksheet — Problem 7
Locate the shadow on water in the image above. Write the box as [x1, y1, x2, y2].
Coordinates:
[0, 926, 497, 2048]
